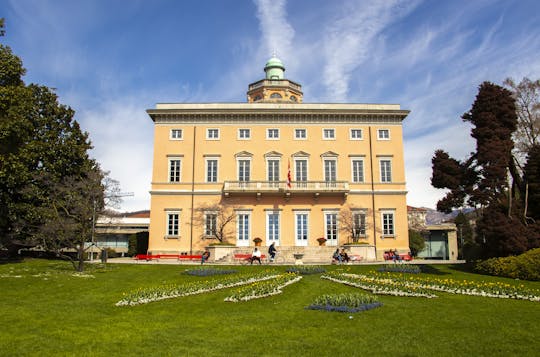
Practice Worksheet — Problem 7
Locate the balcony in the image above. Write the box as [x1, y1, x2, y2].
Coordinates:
[223, 181, 349, 197]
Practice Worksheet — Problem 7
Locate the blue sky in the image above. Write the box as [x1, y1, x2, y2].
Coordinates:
[2, 0, 540, 212]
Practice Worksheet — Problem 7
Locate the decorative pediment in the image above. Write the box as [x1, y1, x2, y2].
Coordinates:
[292, 151, 310, 157]
[320, 151, 339, 157]
[264, 151, 282, 158]
[235, 151, 253, 158]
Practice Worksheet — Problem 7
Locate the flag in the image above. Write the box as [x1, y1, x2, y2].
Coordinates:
[287, 159, 292, 189]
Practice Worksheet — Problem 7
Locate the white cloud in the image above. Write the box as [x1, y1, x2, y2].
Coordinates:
[254, 0, 295, 61]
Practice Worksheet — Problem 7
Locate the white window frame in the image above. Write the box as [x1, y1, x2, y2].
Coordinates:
[294, 128, 307, 140]
[351, 158, 364, 183]
[204, 211, 217, 237]
[238, 128, 251, 140]
[237, 157, 251, 182]
[352, 210, 367, 238]
[170, 129, 183, 140]
[323, 158, 337, 183]
[266, 211, 280, 244]
[322, 128, 336, 140]
[165, 211, 181, 238]
[267, 128, 280, 140]
[236, 211, 251, 247]
[294, 158, 308, 184]
[324, 211, 338, 246]
[266, 157, 281, 185]
[294, 211, 309, 246]
[206, 128, 220, 140]
[168, 157, 182, 183]
[350, 129, 363, 140]
[379, 158, 392, 183]
[381, 210, 395, 237]
[205, 158, 219, 183]
[377, 129, 390, 140]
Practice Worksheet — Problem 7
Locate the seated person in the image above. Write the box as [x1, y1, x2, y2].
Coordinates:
[201, 249, 210, 265]
[250, 247, 262, 265]
[332, 249, 342, 264]
[268, 242, 277, 262]
[340, 249, 350, 263]
[391, 249, 402, 263]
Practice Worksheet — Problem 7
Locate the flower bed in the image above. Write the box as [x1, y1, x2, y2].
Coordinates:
[307, 293, 382, 313]
[286, 266, 327, 275]
[224, 273, 302, 302]
[322, 271, 437, 298]
[322, 271, 540, 302]
[116, 271, 280, 306]
[183, 267, 237, 276]
[377, 264, 421, 274]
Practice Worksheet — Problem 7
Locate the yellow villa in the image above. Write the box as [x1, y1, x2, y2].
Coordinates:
[146, 57, 410, 261]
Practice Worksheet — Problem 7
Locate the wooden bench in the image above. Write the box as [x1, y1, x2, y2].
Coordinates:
[383, 252, 412, 262]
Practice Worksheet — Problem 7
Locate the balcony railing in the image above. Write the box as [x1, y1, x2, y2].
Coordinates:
[223, 180, 349, 195]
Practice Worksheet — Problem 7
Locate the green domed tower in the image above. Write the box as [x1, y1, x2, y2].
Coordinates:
[247, 56, 303, 103]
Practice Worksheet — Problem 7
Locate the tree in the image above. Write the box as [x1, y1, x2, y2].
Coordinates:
[0, 21, 111, 270]
[453, 211, 476, 260]
[408, 229, 425, 257]
[194, 201, 236, 244]
[431, 82, 535, 257]
[504, 77, 540, 163]
[338, 205, 373, 243]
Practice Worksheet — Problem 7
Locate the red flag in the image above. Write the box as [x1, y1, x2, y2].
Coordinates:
[287, 159, 292, 188]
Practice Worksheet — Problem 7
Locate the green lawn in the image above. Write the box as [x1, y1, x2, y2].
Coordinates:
[1, 259, 539, 357]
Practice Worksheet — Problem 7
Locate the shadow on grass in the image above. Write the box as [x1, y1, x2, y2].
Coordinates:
[418, 265, 451, 275]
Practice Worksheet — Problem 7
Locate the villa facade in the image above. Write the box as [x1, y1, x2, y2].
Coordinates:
[147, 57, 410, 260]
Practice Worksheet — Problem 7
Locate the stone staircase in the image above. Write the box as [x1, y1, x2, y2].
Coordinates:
[216, 245, 340, 264]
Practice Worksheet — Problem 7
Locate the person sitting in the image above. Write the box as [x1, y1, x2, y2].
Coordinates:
[201, 249, 210, 265]
[250, 247, 262, 265]
[332, 249, 342, 264]
[392, 249, 402, 263]
[340, 249, 350, 263]
[268, 242, 277, 262]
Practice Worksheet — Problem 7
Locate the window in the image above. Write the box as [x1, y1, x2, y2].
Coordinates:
[267, 212, 280, 242]
[207, 128, 219, 139]
[238, 129, 251, 139]
[238, 160, 251, 182]
[350, 129, 362, 140]
[295, 129, 307, 139]
[170, 129, 183, 140]
[295, 213, 308, 244]
[204, 213, 217, 237]
[382, 211, 395, 236]
[351, 159, 364, 183]
[237, 213, 250, 244]
[267, 159, 280, 186]
[267, 128, 279, 139]
[323, 128, 335, 140]
[290, 95, 297, 102]
[353, 211, 366, 237]
[206, 159, 218, 183]
[325, 213, 338, 243]
[270, 93, 282, 99]
[169, 158, 181, 182]
[378, 129, 390, 140]
[166, 212, 179, 237]
[380, 159, 392, 183]
[324, 159, 337, 184]
[295, 159, 308, 183]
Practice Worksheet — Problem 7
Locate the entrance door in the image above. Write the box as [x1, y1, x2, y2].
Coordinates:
[295, 213, 308, 246]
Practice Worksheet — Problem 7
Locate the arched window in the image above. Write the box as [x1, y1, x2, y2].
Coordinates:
[290, 95, 297, 102]
[270, 93, 282, 99]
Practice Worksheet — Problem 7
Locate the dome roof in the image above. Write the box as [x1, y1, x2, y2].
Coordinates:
[264, 56, 285, 80]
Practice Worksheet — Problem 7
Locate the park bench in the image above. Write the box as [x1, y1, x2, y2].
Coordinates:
[233, 253, 266, 264]
[383, 251, 412, 262]
[134, 254, 202, 262]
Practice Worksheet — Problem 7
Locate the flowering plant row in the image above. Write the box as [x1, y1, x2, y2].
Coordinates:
[116, 271, 280, 306]
[224, 273, 302, 302]
[285, 266, 327, 275]
[183, 267, 238, 276]
[323, 271, 540, 302]
[306, 293, 382, 313]
[322, 272, 437, 298]
[377, 264, 421, 274]
[372, 272, 540, 301]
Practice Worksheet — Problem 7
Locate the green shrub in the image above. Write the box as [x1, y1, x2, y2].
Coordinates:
[307, 293, 382, 313]
[475, 248, 540, 281]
